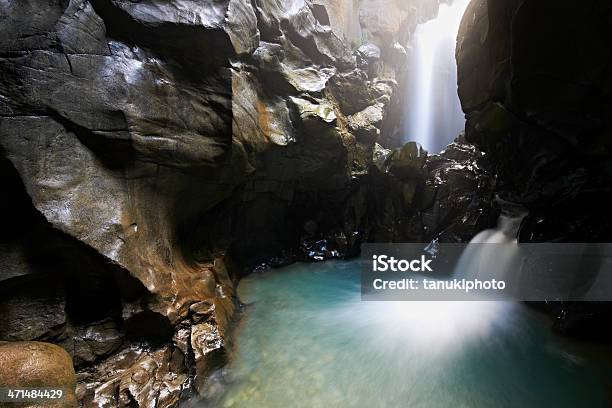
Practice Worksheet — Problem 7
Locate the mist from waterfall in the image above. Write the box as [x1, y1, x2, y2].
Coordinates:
[403, 0, 470, 153]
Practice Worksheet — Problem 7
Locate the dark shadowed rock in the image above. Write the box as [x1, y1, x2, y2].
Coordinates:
[327, 69, 372, 114]
[0, 275, 66, 341]
[61, 319, 124, 367]
[88, 0, 259, 62]
[389, 142, 428, 179]
[457, 0, 612, 339]
[191, 322, 224, 393]
[457, 0, 612, 236]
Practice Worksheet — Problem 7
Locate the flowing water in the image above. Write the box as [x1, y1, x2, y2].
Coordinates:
[213, 260, 609, 408]
[403, 0, 470, 152]
[204, 2, 610, 406]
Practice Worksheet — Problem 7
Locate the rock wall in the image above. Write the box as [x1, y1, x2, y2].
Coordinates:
[457, 0, 612, 338]
[0, 0, 470, 406]
[458, 0, 612, 241]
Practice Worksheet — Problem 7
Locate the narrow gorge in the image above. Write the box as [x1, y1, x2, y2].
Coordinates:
[1, 0, 611, 407]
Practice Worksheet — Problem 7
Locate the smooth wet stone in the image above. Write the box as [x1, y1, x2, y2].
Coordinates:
[282, 65, 336, 93]
[191, 323, 225, 393]
[0, 341, 77, 408]
[290, 97, 337, 124]
[77, 346, 188, 407]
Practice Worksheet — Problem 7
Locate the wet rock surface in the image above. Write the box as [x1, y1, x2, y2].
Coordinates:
[4, 0, 610, 404]
[0, 0, 453, 406]
[286, 136, 498, 263]
[457, 0, 612, 340]
[5, 0, 610, 404]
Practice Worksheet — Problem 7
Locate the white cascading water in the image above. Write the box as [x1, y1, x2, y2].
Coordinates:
[340, 211, 528, 356]
[404, 0, 470, 152]
[454, 208, 528, 285]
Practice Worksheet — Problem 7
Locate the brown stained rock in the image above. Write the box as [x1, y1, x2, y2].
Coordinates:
[0, 341, 77, 408]
[190, 323, 224, 394]
[231, 67, 295, 152]
[77, 346, 188, 408]
[0, 115, 223, 325]
[77, 318, 227, 406]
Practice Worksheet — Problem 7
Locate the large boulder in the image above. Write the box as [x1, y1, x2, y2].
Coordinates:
[0, 342, 77, 408]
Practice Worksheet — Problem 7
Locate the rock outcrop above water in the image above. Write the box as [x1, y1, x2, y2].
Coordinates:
[457, 0, 612, 339]
[300, 136, 498, 261]
[0, 0, 457, 406]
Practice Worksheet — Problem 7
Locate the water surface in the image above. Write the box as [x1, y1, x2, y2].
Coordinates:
[216, 261, 609, 408]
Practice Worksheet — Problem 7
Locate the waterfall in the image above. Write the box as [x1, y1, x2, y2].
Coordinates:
[454, 203, 528, 288]
[403, 0, 470, 153]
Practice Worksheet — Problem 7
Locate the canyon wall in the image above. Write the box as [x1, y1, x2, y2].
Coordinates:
[0, 1, 488, 406]
[457, 0, 612, 338]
